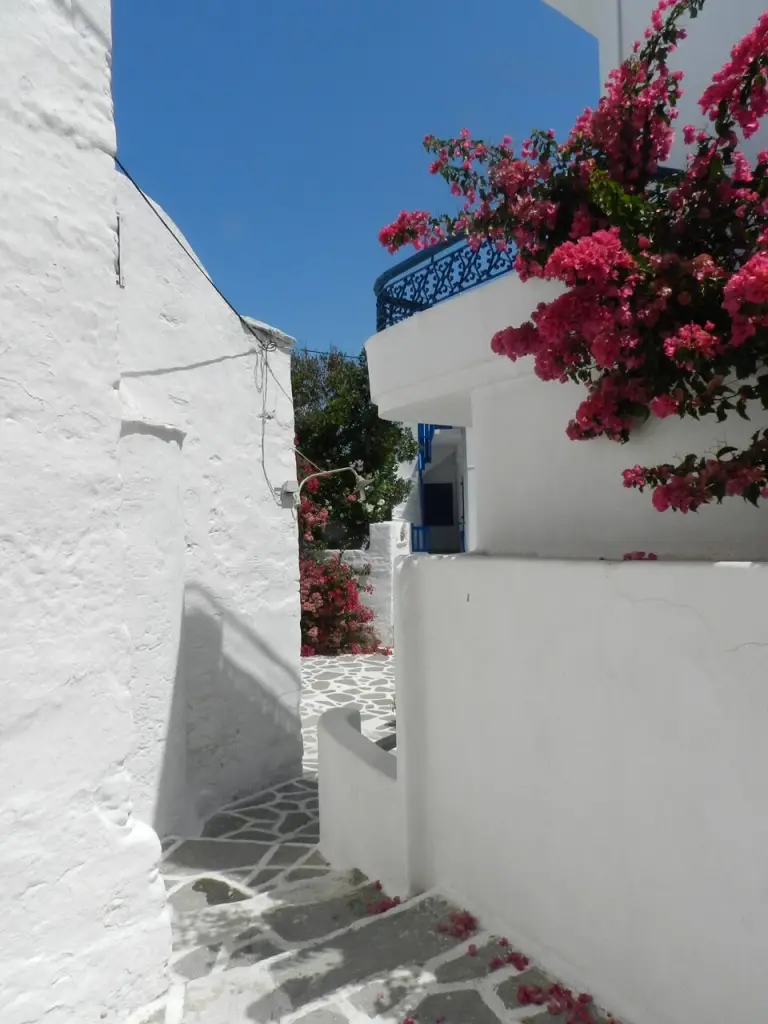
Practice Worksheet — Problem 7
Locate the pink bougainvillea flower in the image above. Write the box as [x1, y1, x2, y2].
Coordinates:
[649, 393, 679, 419]
[379, 1, 768, 517]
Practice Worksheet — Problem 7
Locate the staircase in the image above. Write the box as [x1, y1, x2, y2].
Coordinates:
[129, 775, 621, 1024]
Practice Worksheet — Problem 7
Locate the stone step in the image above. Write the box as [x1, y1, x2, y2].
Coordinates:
[157, 888, 619, 1024]
[135, 765, 622, 1024]
[176, 892, 478, 1022]
[165, 864, 376, 976]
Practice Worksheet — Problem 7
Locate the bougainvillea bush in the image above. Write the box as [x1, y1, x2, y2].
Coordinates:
[299, 550, 385, 656]
[296, 453, 388, 657]
[380, 0, 768, 514]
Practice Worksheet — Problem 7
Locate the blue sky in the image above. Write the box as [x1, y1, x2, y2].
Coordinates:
[112, 0, 599, 354]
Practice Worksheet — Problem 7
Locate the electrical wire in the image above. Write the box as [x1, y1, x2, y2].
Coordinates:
[116, 157, 357, 362]
[115, 156, 290, 505]
[115, 156, 280, 356]
[114, 157, 364, 510]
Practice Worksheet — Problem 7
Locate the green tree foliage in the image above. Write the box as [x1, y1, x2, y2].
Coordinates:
[292, 349, 418, 547]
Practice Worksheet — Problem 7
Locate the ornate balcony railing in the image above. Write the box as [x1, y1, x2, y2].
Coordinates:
[374, 236, 516, 333]
[373, 168, 682, 334]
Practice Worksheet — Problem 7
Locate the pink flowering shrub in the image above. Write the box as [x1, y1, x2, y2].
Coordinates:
[299, 552, 386, 656]
[296, 450, 388, 657]
[380, 0, 768, 514]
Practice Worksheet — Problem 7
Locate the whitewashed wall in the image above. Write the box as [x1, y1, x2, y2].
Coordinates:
[394, 424, 421, 524]
[0, 2, 169, 1020]
[471, 372, 768, 560]
[324, 522, 410, 648]
[622, 0, 768, 167]
[394, 427, 471, 551]
[394, 554, 768, 1024]
[318, 706, 407, 898]
[544, 0, 768, 166]
[116, 176, 303, 836]
[370, 270, 768, 560]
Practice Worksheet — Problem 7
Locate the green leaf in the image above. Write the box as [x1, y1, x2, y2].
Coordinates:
[627, 402, 651, 422]
[716, 446, 738, 457]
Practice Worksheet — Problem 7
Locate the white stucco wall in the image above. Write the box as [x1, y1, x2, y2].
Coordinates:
[116, 175, 303, 836]
[463, 426, 479, 552]
[394, 424, 421, 524]
[471, 373, 768, 560]
[0, 2, 170, 1020]
[367, 274, 564, 427]
[369, 271, 768, 560]
[120, 429, 187, 837]
[325, 521, 410, 648]
[395, 426, 471, 551]
[622, 0, 768, 167]
[544, 0, 768, 167]
[318, 706, 407, 897]
[394, 554, 768, 1024]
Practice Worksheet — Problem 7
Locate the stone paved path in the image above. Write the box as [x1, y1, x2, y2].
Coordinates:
[129, 656, 622, 1024]
[300, 655, 396, 775]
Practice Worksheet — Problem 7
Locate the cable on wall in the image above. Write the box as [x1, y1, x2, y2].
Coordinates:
[114, 158, 364, 511]
[115, 156, 291, 505]
[115, 158, 354, 362]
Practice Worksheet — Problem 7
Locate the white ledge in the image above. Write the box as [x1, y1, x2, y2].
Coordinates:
[241, 316, 296, 352]
[366, 275, 563, 426]
[320, 706, 397, 779]
[318, 705, 408, 896]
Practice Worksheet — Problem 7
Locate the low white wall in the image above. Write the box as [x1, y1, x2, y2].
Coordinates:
[117, 175, 303, 836]
[472, 376, 768, 559]
[324, 522, 410, 648]
[395, 553, 768, 1024]
[318, 707, 408, 897]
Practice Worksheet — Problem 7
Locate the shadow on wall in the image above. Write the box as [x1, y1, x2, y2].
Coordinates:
[154, 582, 303, 839]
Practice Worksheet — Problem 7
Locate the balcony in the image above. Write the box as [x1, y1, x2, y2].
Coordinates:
[367, 169, 686, 428]
[373, 240, 527, 555]
[374, 236, 516, 334]
[367, 239, 564, 427]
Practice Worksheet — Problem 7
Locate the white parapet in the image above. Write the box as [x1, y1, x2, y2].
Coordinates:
[394, 552, 768, 1024]
[318, 706, 408, 898]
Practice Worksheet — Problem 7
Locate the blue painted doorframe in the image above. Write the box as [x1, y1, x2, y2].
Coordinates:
[411, 424, 465, 554]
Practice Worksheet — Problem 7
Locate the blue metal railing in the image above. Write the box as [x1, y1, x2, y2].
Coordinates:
[373, 167, 682, 335]
[411, 525, 431, 553]
[374, 236, 516, 333]
[410, 524, 466, 554]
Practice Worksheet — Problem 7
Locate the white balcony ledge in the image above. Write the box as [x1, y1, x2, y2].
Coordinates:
[365, 274, 563, 427]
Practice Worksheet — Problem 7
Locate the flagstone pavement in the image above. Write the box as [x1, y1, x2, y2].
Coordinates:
[299, 654, 396, 775]
[130, 655, 622, 1024]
